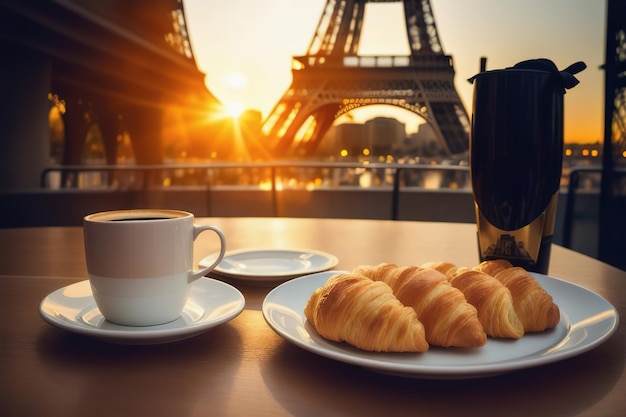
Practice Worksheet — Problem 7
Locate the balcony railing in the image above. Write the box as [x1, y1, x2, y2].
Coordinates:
[0, 161, 606, 262]
[40, 161, 472, 220]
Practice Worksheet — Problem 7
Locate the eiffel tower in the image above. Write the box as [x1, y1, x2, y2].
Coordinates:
[262, 0, 470, 157]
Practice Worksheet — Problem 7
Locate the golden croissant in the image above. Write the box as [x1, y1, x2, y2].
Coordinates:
[421, 261, 468, 279]
[353, 264, 486, 348]
[449, 270, 524, 339]
[304, 273, 429, 352]
[492, 267, 560, 332]
[473, 259, 514, 276]
[475, 260, 560, 332]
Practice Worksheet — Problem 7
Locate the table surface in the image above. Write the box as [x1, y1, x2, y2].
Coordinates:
[1, 217, 624, 417]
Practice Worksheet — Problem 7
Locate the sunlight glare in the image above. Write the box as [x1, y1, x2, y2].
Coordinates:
[225, 102, 244, 118]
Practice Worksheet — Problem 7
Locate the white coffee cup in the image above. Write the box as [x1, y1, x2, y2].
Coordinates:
[83, 209, 226, 326]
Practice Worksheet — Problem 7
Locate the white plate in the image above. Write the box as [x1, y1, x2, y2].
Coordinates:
[262, 271, 619, 379]
[201, 248, 338, 283]
[40, 278, 245, 345]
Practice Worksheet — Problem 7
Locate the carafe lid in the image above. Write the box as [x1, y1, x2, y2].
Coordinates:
[469, 58, 586, 93]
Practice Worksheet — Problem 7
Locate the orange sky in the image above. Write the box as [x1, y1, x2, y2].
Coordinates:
[184, 0, 607, 144]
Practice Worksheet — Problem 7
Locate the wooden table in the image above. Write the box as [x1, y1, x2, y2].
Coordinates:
[1, 217, 624, 417]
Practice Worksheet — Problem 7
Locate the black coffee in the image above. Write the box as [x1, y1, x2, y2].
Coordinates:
[110, 217, 172, 221]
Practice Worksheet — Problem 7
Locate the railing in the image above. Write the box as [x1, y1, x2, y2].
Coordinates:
[562, 166, 603, 249]
[562, 165, 626, 270]
[40, 161, 472, 221]
[1, 161, 607, 260]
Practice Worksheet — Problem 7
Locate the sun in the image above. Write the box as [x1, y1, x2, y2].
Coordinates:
[225, 101, 244, 118]
[223, 72, 247, 118]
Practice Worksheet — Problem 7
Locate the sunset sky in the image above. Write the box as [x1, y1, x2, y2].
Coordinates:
[184, 0, 607, 144]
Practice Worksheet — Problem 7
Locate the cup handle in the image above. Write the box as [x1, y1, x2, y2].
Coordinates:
[189, 225, 226, 283]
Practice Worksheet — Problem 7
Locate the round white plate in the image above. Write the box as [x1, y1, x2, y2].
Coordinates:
[201, 248, 338, 283]
[40, 278, 245, 345]
[262, 271, 619, 379]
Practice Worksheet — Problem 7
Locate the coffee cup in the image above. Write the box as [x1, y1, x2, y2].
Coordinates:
[83, 209, 226, 326]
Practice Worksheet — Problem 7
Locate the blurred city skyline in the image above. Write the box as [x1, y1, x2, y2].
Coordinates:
[184, 0, 606, 145]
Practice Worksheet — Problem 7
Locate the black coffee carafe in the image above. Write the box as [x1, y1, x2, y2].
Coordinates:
[469, 59, 585, 273]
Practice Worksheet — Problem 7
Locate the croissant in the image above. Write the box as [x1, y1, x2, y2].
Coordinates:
[491, 267, 560, 332]
[353, 264, 486, 348]
[473, 259, 514, 276]
[421, 261, 468, 279]
[449, 270, 524, 339]
[304, 273, 429, 352]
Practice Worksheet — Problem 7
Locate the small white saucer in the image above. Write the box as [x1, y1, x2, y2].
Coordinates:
[39, 278, 245, 345]
[201, 248, 339, 284]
